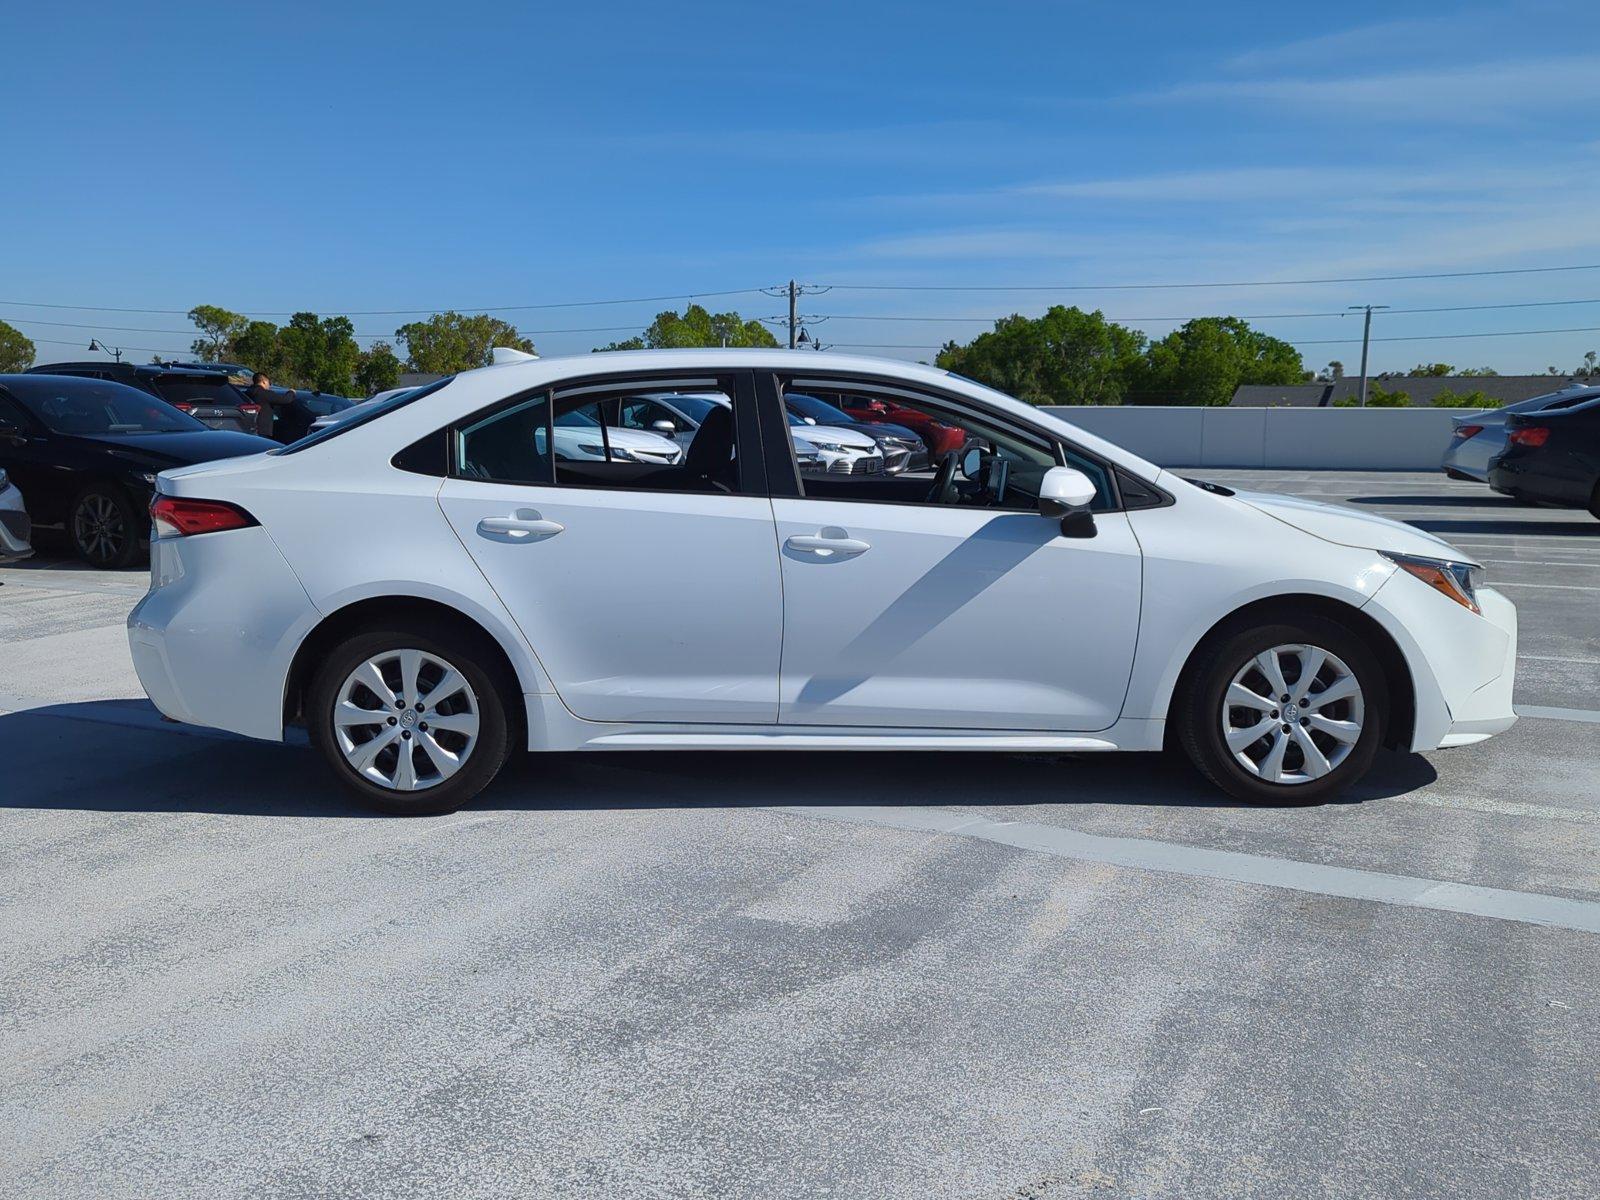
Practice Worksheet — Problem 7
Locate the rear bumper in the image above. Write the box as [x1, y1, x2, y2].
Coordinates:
[1487, 456, 1591, 507]
[127, 525, 316, 741]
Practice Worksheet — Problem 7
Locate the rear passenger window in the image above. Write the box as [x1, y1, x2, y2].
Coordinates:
[453, 378, 743, 495]
[457, 392, 553, 485]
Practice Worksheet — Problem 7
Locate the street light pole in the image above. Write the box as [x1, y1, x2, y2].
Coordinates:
[87, 337, 123, 363]
[1347, 305, 1389, 407]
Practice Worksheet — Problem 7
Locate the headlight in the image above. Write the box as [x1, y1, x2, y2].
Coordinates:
[608, 446, 642, 463]
[1381, 551, 1483, 614]
[576, 442, 608, 457]
[807, 441, 848, 453]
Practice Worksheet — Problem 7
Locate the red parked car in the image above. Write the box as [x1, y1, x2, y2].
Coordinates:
[838, 394, 968, 457]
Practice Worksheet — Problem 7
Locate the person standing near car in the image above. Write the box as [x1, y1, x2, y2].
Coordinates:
[245, 372, 291, 439]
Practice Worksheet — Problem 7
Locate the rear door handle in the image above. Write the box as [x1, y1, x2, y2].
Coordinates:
[785, 527, 870, 557]
[477, 510, 564, 541]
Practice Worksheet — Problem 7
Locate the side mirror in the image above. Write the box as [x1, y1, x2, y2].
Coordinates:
[1039, 466, 1097, 518]
[803, 416, 818, 425]
[650, 419, 676, 437]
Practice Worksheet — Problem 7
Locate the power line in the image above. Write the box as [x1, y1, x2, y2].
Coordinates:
[814, 263, 1600, 292]
[4, 316, 649, 338]
[829, 323, 1600, 350]
[796, 297, 1600, 323]
[0, 286, 772, 318]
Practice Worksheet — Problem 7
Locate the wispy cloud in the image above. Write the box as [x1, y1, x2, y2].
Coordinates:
[1138, 55, 1600, 122]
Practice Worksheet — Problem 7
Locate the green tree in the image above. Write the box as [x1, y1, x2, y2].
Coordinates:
[934, 306, 1147, 406]
[1409, 362, 1455, 377]
[0, 320, 35, 372]
[1432, 389, 1500, 408]
[231, 320, 287, 379]
[1334, 383, 1411, 407]
[277, 312, 362, 393]
[595, 304, 779, 351]
[187, 305, 248, 362]
[395, 312, 535, 374]
[355, 341, 403, 395]
[1130, 317, 1305, 406]
[1457, 366, 1499, 377]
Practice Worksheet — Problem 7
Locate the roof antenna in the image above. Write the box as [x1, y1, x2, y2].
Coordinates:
[491, 346, 539, 365]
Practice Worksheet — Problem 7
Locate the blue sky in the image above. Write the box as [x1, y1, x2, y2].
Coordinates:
[6, 0, 1600, 375]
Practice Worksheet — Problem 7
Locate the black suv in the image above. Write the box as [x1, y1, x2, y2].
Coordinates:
[27, 361, 258, 434]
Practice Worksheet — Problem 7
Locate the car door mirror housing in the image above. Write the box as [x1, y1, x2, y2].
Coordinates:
[1038, 466, 1097, 517]
[650, 419, 676, 437]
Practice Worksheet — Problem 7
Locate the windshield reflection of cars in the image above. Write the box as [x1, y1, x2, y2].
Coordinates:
[555, 409, 600, 427]
[785, 392, 855, 425]
[6, 378, 201, 435]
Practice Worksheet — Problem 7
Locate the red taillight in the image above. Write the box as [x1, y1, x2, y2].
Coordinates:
[1453, 424, 1484, 440]
[1508, 426, 1550, 447]
[171, 400, 196, 412]
[150, 495, 257, 537]
[237, 402, 261, 416]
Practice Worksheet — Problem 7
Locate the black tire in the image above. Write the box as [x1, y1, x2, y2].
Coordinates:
[308, 623, 514, 815]
[1175, 616, 1388, 805]
[71, 483, 142, 569]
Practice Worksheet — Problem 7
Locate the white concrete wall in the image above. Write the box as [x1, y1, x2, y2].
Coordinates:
[1042, 406, 1480, 470]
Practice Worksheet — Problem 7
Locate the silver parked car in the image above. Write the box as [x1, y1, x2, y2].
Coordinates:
[0, 468, 33, 562]
[1442, 386, 1600, 483]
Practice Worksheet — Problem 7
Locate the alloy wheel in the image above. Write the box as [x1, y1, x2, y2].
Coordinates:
[1221, 643, 1364, 785]
[333, 649, 481, 792]
[74, 493, 128, 565]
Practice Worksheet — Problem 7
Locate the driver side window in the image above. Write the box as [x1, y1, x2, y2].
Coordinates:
[776, 378, 1109, 512]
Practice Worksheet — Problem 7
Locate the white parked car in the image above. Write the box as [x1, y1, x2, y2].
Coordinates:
[129, 350, 1517, 815]
[619, 391, 878, 473]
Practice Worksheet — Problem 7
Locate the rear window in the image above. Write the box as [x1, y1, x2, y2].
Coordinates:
[3, 376, 203, 435]
[271, 376, 455, 454]
[152, 376, 248, 407]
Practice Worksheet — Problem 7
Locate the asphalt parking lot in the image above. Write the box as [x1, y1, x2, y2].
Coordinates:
[2, 470, 1597, 1200]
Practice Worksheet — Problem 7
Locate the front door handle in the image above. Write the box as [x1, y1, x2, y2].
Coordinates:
[477, 509, 564, 541]
[785, 527, 870, 557]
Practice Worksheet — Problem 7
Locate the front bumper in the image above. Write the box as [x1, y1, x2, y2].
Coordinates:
[0, 497, 32, 561]
[1369, 572, 1518, 752]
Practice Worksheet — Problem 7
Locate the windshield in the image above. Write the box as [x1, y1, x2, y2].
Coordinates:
[554, 408, 600, 427]
[659, 394, 724, 423]
[786, 392, 855, 425]
[273, 376, 455, 454]
[4, 377, 203, 435]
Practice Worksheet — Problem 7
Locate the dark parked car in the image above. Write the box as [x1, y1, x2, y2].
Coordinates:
[1488, 395, 1600, 519]
[0, 375, 275, 567]
[783, 391, 930, 473]
[266, 389, 359, 444]
[1441, 385, 1600, 483]
[27, 361, 260, 434]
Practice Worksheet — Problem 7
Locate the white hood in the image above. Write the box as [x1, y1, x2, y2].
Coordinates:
[792, 423, 878, 452]
[1232, 490, 1478, 565]
[596, 426, 680, 454]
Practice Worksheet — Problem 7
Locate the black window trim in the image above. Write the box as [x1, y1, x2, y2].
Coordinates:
[444, 367, 767, 499]
[755, 369, 1173, 514]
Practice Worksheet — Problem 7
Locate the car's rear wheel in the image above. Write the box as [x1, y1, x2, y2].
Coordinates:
[308, 626, 512, 815]
[71, 483, 141, 569]
[1176, 617, 1387, 805]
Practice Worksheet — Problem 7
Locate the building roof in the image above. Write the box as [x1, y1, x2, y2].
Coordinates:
[1229, 384, 1332, 407]
[1324, 374, 1591, 407]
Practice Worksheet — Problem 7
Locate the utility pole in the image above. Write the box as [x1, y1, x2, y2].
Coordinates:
[787, 280, 798, 349]
[1347, 305, 1389, 406]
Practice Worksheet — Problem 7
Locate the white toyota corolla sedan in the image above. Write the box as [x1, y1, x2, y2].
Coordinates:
[128, 349, 1517, 815]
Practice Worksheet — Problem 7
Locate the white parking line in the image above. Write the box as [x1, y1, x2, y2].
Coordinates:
[1516, 704, 1600, 724]
[1402, 792, 1600, 824]
[779, 805, 1600, 935]
[1491, 581, 1600, 591]
[1519, 653, 1600, 665]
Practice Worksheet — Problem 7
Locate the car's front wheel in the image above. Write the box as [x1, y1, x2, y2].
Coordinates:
[1176, 616, 1387, 805]
[308, 626, 513, 815]
[71, 483, 141, 569]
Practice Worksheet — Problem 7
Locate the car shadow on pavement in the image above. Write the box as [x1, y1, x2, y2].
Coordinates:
[0, 701, 1437, 818]
[1406, 517, 1598, 537]
[1345, 495, 1522, 508]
